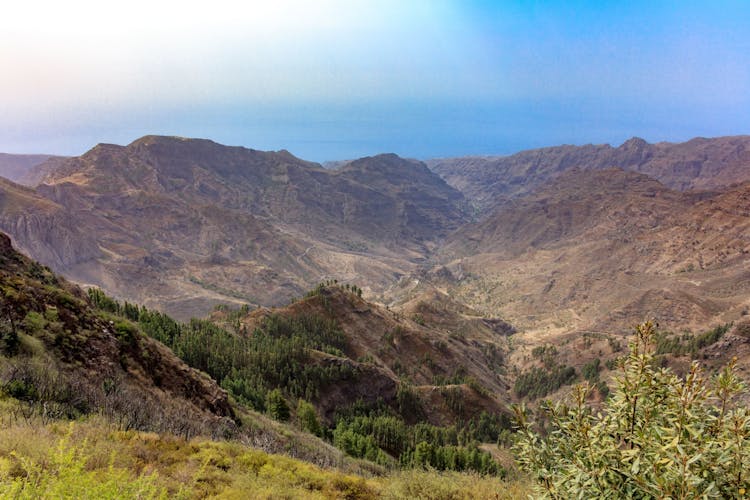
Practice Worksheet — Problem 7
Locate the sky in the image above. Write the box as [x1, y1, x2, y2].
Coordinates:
[1, 0, 749, 161]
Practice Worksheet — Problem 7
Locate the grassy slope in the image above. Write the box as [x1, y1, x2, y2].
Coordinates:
[0, 415, 530, 499]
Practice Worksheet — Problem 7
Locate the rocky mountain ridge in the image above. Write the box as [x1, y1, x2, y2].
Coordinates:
[428, 135, 750, 213]
[2, 134, 750, 333]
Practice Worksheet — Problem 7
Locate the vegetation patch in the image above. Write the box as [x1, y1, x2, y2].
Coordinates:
[513, 364, 576, 399]
[86, 288, 510, 477]
[655, 323, 732, 357]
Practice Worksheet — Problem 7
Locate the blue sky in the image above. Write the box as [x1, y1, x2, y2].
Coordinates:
[1, 1, 748, 161]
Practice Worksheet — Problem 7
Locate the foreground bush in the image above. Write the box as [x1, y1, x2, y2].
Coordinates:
[513, 321, 750, 498]
[0, 423, 164, 499]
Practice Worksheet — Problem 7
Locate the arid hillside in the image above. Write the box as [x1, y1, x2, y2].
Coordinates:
[430, 167, 750, 334]
[1, 136, 467, 319]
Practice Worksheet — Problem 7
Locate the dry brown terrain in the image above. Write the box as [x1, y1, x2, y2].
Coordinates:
[428, 135, 750, 213]
[431, 167, 750, 335]
[1, 136, 466, 319]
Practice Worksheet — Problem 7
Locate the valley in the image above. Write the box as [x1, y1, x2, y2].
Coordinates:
[3, 134, 750, 496]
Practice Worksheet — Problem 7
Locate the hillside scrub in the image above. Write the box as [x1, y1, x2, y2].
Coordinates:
[88, 288, 509, 476]
[94, 288, 353, 410]
[0, 419, 529, 499]
[513, 321, 750, 498]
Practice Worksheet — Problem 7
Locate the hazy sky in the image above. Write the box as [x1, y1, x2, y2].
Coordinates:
[1, 0, 749, 161]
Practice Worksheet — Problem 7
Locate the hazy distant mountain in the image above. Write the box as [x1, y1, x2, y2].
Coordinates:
[428, 135, 750, 213]
[4, 132, 750, 336]
[0, 153, 65, 185]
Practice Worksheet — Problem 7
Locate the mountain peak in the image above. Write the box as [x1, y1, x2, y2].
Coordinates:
[619, 137, 649, 149]
[128, 135, 215, 147]
[89, 142, 125, 153]
[343, 153, 425, 174]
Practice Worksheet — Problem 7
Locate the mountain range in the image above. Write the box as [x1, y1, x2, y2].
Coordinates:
[428, 135, 750, 213]
[2, 134, 750, 392]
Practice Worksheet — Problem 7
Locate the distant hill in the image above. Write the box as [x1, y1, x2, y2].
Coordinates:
[0, 153, 65, 185]
[428, 135, 750, 213]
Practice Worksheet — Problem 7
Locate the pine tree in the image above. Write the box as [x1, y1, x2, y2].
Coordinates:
[266, 389, 290, 421]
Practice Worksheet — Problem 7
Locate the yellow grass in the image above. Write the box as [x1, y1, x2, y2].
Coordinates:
[0, 417, 532, 499]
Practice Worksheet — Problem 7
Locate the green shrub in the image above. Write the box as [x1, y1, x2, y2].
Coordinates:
[513, 321, 750, 498]
[113, 320, 138, 345]
[0, 424, 164, 499]
[4, 379, 37, 401]
[656, 323, 732, 357]
[531, 345, 558, 368]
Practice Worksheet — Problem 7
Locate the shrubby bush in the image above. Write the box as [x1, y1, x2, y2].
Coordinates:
[296, 399, 322, 436]
[0, 424, 163, 499]
[513, 322, 750, 498]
